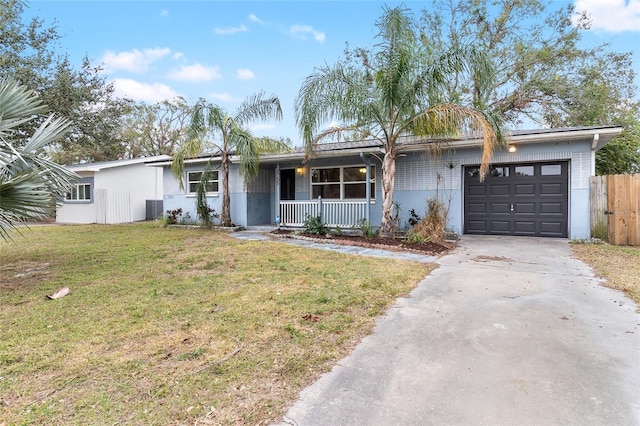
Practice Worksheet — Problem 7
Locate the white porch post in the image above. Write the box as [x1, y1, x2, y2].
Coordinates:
[361, 152, 371, 223]
[275, 163, 281, 226]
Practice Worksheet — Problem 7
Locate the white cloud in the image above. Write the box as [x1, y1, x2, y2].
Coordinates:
[214, 24, 248, 35]
[168, 64, 222, 82]
[236, 68, 256, 80]
[249, 13, 265, 25]
[573, 0, 640, 32]
[101, 47, 171, 73]
[159, 9, 169, 18]
[209, 93, 242, 103]
[112, 79, 179, 102]
[172, 52, 184, 60]
[290, 25, 326, 42]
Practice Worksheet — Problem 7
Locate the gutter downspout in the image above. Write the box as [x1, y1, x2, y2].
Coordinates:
[360, 152, 371, 224]
[591, 133, 600, 176]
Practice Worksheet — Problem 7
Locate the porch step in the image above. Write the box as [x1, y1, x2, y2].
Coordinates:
[245, 225, 278, 232]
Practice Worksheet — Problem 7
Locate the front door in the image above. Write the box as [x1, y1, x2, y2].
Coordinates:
[280, 169, 296, 200]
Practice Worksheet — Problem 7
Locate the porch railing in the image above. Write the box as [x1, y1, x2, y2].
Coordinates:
[279, 198, 367, 228]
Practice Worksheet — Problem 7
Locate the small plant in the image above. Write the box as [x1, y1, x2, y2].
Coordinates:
[406, 232, 428, 243]
[408, 208, 422, 226]
[591, 221, 607, 241]
[303, 215, 328, 235]
[165, 208, 183, 225]
[356, 219, 376, 238]
[333, 225, 343, 236]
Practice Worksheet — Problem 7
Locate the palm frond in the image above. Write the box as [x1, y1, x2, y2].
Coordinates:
[0, 78, 79, 240]
[411, 103, 506, 179]
[234, 91, 283, 127]
[0, 79, 48, 133]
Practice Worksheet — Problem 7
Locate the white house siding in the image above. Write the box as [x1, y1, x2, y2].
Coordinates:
[57, 159, 164, 224]
[56, 173, 96, 224]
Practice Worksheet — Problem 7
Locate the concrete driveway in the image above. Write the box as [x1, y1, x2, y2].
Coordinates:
[277, 235, 640, 426]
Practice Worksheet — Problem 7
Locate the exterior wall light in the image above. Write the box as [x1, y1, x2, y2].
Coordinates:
[508, 144, 517, 153]
[296, 167, 304, 175]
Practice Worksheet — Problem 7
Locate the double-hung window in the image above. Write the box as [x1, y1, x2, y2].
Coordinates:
[66, 183, 91, 201]
[187, 171, 219, 194]
[311, 165, 375, 200]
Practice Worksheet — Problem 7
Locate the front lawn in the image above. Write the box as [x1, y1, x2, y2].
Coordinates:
[0, 223, 433, 425]
[572, 243, 640, 304]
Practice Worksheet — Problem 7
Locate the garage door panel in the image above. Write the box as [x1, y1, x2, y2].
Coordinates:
[467, 220, 488, 232]
[514, 184, 535, 195]
[464, 162, 568, 238]
[540, 202, 563, 214]
[490, 184, 510, 196]
[514, 221, 536, 234]
[488, 221, 511, 233]
[467, 185, 487, 196]
[490, 203, 511, 214]
[540, 222, 565, 236]
[515, 203, 535, 214]
[540, 183, 564, 195]
[467, 203, 487, 214]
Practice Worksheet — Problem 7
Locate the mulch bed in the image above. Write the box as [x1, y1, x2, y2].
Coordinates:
[270, 229, 453, 256]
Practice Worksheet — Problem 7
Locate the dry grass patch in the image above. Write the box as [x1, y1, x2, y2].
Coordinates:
[572, 243, 640, 304]
[0, 223, 434, 425]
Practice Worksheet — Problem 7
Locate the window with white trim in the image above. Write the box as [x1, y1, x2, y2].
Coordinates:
[187, 171, 219, 194]
[310, 165, 375, 200]
[66, 183, 91, 201]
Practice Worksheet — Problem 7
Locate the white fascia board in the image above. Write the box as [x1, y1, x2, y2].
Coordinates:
[428, 127, 623, 152]
[69, 155, 171, 171]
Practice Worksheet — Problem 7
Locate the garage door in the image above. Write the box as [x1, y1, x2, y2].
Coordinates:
[464, 162, 568, 237]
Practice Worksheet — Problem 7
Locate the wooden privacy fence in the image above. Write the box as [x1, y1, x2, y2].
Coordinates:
[590, 174, 640, 245]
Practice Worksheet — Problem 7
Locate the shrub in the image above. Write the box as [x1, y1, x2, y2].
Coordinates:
[165, 208, 183, 225]
[408, 208, 422, 226]
[303, 215, 328, 235]
[406, 198, 446, 244]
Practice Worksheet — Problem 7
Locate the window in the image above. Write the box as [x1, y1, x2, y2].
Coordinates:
[541, 164, 562, 176]
[515, 166, 534, 176]
[66, 183, 91, 201]
[311, 165, 375, 200]
[489, 166, 509, 177]
[187, 171, 219, 194]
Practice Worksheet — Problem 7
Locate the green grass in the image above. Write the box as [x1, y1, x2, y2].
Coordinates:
[0, 223, 434, 425]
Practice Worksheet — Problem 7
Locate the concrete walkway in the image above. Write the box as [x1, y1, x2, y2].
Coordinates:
[230, 229, 438, 263]
[275, 235, 640, 426]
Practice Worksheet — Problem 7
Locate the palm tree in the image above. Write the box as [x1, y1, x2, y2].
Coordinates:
[171, 92, 287, 227]
[0, 78, 78, 241]
[295, 7, 506, 237]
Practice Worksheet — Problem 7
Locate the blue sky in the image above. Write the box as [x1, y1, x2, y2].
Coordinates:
[24, 0, 640, 143]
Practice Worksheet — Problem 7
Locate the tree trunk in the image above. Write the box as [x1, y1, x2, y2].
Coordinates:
[220, 152, 232, 227]
[379, 148, 397, 238]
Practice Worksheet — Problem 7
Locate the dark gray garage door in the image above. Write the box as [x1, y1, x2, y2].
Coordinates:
[464, 162, 568, 237]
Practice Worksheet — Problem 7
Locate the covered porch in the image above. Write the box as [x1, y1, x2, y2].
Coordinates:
[266, 147, 379, 229]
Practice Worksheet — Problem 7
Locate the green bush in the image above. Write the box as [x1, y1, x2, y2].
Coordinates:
[303, 215, 328, 235]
